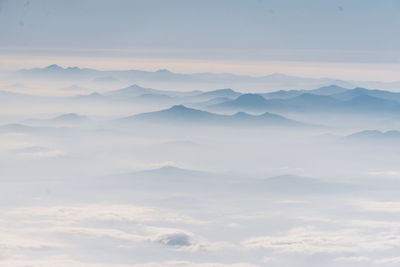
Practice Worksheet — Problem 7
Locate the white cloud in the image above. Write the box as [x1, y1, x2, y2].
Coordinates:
[375, 257, 400, 265]
[358, 201, 400, 213]
[0, 229, 62, 251]
[131, 261, 259, 267]
[8, 204, 205, 225]
[0, 257, 259, 267]
[334, 256, 370, 262]
[21, 149, 64, 158]
[242, 226, 400, 254]
[0, 256, 134, 267]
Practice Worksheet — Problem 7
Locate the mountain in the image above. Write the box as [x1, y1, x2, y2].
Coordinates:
[263, 85, 348, 99]
[209, 93, 339, 113]
[210, 94, 277, 111]
[263, 89, 304, 99]
[339, 95, 400, 113]
[188, 97, 234, 108]
[282, 93, 340, 112]
[331, 87, 400, 102]
[118, 105, 305, 127]
[99, 165, 222, 194]
[17, 64, 96, 80]
[211, 87, 400, 114]
[13, 65, 400, 91]
[310, 85, 348, 95]
[105, 84, 199, 100]
[137, 165, 206, 178]
[105, 84, 165, 99]
[52, 113, 89, 123]
[192, 88, 241, 100]
[25, 113, 89, 126]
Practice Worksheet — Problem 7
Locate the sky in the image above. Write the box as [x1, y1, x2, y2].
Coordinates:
[1, 0, 400, 80]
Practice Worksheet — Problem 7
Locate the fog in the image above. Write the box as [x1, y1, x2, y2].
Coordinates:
[0, 66, 400, 267]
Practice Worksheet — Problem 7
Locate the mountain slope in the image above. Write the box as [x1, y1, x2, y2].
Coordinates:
[118, 105, 305, 127]
[209, 94, 279, 111]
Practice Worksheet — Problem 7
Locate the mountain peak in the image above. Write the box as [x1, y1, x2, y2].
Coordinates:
[45, 64, 63, 70]
[167, 105, 191, 112]
[156, 69, 172, 74]
[128, 84, 143, 89]
[234, 93, 268, 104]
[66, 66, 81, 71]
[54, 113, 87, 121]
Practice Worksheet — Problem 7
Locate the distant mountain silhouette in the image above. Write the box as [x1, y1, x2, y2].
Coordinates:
[52, 113, 88, 123]
[263, 89, 304, 99]
[339, 95, 400, 113]
[118, 105, 305, 127]
[310, 85, 348, 95]
[210, 94, 276, 111]
[210, 87, 400, 114]
[106, 84, 164, 98]
[263, 85, 348, 99]
[193, 88, 241, 100]
[332, 87, 400, 102]
[14, 65, 400, 91]
[210, 93, 339, 112]
[18, 64, 95, 80]
[25, 113, 89, 126]
[106, 84, 198, 99]
[137, 165, 205, 177]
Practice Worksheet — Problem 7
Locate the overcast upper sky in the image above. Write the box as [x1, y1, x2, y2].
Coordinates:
[1, 0, 400, 79]
[1, 0, 400, 59]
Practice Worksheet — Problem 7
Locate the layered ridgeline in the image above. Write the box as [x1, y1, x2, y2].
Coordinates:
[5, 73, 400, 116]
[79, 84, 400, 115]
[208, 86, 400, 114]
[117, 105, 306, 127]
[11, 64, 400, 91]
[75, 84, 400, 115]
[11, 65, 351, 90]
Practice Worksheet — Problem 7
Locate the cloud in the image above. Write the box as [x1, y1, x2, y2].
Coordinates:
[0, 256, 134, 267]
[0, 229, 62, 251]
[358, 201, 400, 213]
[242, 226, 400, 254]
[375, 257, 400, 264]
[131, 261, 259, 267]
[155, 232, 192, 247]
[0, 257, 259, 267]
[41, 226, 147, 243]
[21, 149, 64, 158]
[2, 204, 234, 259]
[334, 256, 370, 262]
[8, 204, 205, 225]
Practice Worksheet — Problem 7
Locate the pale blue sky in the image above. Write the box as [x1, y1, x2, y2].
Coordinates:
[1, 0, 400, 62]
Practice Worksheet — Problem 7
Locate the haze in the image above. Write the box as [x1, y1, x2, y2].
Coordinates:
[1, 1, 400, 267]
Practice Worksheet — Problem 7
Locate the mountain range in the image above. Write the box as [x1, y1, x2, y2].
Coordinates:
[11, 64, 400, 91]
[208, 86, 400, 114]
[118, 105, 305, 127]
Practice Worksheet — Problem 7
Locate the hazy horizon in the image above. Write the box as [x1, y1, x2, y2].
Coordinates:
[3, 0, 400, 81]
